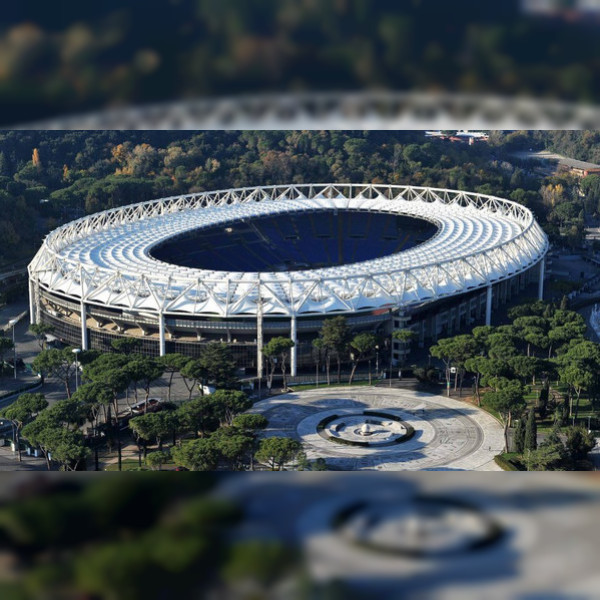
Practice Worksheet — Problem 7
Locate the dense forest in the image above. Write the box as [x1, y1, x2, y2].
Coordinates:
[543, 131, 600, 164]
[0, 130, 598, 266]
[2, 1, 600, 123]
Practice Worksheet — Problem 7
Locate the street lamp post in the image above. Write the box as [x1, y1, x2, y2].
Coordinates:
[72, 348, 81, 391]
[8, 319, 17, 380]
[375, 345, 379, 378]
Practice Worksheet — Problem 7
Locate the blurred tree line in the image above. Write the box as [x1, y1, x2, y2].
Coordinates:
[0, 476, 308, 599]
[2, 0, 600, 122]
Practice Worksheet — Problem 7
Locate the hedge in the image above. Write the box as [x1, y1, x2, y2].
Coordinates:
[494, 454, 521, 471]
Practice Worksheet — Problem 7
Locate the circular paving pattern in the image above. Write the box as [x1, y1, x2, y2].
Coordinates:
[250, 387, 505, 470]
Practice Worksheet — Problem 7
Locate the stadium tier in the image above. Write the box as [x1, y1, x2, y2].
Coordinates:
[150, 211, 437, 272]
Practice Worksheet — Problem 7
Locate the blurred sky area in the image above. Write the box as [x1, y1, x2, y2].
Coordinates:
[4, 0, 600, 128]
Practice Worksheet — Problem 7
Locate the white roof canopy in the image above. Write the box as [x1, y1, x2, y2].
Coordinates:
[29, 184, 549, 318]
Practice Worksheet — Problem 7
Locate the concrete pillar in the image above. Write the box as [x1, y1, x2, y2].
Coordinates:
[80, 301, 88, 350]
[290, 315, 297, 377]
[158, 313, 166, 356]
[538, 259, 545, 301]
[418, 318, 425, 347]
[485, 284, 493, 326]
[29, 278, 36, 325]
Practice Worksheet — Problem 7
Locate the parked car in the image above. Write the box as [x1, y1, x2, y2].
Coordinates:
[130, 397, 163, 415]
[4, 358, 25, 371]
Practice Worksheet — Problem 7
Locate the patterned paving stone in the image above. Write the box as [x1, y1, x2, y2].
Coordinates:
[251, 387, 505, 471]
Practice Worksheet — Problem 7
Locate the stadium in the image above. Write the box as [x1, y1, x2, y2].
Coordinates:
[28, 184, 549, 376]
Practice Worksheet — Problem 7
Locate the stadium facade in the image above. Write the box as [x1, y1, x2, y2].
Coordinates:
[28, 184, 549, 375]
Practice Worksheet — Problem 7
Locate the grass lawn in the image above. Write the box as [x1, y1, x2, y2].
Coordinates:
[467, 381, 599, 437]
[103, 453, 175, 471]
[479, 402, 502, 422]
[103, 458, 145, 471]
[495, 452, 524, 471]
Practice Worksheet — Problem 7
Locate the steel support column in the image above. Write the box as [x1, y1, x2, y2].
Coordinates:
[29, 278, 36, 325]
[80, 301, 88, 350]
[290, 315, 297, 377]
[158, 313, 166, 356]
[256, 288, 264, 379]
[485, 284, 493, 326]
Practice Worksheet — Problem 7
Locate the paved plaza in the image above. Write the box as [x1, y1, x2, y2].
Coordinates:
[251, 387, 505, 471]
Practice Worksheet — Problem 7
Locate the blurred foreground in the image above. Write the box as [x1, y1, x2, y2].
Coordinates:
[0, 473, 598, 599]
[17, 92, 600, 130]
[3, 1, 600, 128]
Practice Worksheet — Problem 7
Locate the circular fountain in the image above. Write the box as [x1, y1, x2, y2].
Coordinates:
[318, 411, 414, 447]
[334, 496, 503, 557]
[358, 422, 374, 437]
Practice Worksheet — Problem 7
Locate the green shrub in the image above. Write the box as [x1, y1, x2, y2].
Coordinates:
[494, 454, 522, 471]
